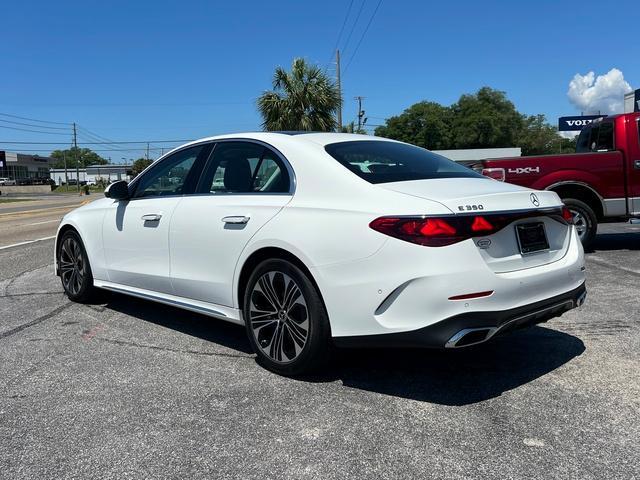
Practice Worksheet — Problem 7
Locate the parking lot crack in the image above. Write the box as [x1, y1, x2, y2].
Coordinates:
[0, 302, 72, 340]
[0, 291, 63, 298]
[1, 263, 51, 295]
[587, 257, 640, 278]
[96, 337, 252, 359]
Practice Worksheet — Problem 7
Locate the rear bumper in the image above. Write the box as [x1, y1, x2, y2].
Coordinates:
[333, 282, 586, 349]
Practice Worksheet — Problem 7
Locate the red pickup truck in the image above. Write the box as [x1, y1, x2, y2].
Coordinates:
[476, 112, 640, 248]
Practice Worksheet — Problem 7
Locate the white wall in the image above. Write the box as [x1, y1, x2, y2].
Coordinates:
[432, 147, 521, 162]
[50, 169, 132, 186]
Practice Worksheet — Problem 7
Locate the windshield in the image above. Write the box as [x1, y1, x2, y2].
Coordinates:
[325, 140, 483, 184]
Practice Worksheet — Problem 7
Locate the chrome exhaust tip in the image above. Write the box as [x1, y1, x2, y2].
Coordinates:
[576, 291, 587, 307]
[445, 327, 497, 348]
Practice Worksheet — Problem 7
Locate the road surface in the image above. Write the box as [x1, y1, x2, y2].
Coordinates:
[0, 219, 638, 479]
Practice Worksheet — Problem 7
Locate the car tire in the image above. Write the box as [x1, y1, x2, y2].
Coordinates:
[57, 230, 97, 303]
[243, 258, 332, 376]
[563, 197, 597, 249]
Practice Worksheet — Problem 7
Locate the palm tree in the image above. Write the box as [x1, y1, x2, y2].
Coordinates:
[257, 58, 341, 132]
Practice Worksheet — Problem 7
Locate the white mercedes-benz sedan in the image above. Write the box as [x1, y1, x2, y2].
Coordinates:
[55, 133, 586, 375]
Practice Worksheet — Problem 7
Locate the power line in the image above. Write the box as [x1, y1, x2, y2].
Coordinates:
[0, 118, 70, 130]
[4, 148, 172, 153]
[0, 139, 194, 145]
[77, 125, 119, 144]
[327, 0, 355, 69]
[344, 0, 383, 74]
[0, 124, 71, 135]
[341, 0, 367, 57]
[0, 112, 69, 125]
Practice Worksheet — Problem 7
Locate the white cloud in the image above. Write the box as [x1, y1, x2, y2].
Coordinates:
[567, 68, 632, 115]
[559, 131, 578, 139]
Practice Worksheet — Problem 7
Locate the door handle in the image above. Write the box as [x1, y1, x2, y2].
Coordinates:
[141, 214, 162, 221]
[222, 215, 250, 224]
[634, 160, 640, 170]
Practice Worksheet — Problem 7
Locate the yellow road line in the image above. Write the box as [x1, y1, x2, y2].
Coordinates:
[0, 205, 81, 219]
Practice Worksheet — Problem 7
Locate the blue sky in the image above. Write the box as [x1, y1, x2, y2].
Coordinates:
[1, 0, 638, 159]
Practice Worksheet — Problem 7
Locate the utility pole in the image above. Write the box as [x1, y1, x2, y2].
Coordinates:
[146, 142, 150, 161]
[63, 152, 68, 191]
[355, 96, 366, 132]
[73, 122, 80, 194]
[336, 49, 342, 131]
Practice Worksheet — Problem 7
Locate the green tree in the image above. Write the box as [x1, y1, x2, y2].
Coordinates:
[517, 114, 564, 156]
[374, 102, 453, 149]
[50, 147, 108, 169]
[450, 87, 523, 149]
[257, 58, 341, 131]
[559, 135, 577, 153]
[132, 158, 153, 176]
[374, 87, 576, 157]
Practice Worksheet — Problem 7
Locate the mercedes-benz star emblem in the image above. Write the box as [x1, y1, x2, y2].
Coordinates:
[530, 193, 540, 207]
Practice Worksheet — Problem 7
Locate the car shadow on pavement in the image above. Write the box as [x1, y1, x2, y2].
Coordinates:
[327, 326, 585, 406]
[102, 293, 253, 354]
[589, 231, 640, 252]
[98, 293, 584, 406]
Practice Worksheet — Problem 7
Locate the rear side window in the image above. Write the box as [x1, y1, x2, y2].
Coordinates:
[199, 142, 290, 194]
[576, 122, 615, 152]
[325, 140, 483, 184]
[596, 122, 614, 151]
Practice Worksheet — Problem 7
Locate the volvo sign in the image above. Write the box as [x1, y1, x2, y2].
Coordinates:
[558, 115, 604, 132]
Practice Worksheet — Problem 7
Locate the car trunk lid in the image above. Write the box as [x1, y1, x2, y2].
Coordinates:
[378, 178, 573, 272]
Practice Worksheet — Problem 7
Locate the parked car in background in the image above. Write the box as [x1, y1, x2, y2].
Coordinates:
[55, 133, 586, 375]
[0, 177, 16, 186]
[476, 112, 640, 248]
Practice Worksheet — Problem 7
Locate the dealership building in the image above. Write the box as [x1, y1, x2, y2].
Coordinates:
[0, 151, 56, 180]
[49, 164, 133, 186]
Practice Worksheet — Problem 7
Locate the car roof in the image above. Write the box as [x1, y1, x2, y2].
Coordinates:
[177, 131, 396, 150]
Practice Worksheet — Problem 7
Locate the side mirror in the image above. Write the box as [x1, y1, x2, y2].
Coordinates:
[105, 180, 130, 200]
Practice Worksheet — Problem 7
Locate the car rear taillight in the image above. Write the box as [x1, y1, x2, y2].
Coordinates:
[481, 168, 506, 181]
[370, 216, 490, 247]
[561, 206, 574, 224]
[370, 207, 569, 247]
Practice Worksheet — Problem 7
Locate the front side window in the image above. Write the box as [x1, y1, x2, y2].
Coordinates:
[325, 140, 483, 184]
[133, 145, 204, 198]
[200, 142, 290, 194]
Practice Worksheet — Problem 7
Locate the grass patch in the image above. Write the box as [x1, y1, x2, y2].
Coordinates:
[0, 198, 36, 204]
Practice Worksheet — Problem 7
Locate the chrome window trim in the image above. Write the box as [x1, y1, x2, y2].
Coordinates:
[127, 139, 214, 196]
[127, 137, 297, 200]
[196, 138, 296, 196]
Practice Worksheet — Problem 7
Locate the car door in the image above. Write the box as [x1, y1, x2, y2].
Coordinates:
[102, 143, 211, 293]
[169, 140, 293, 306]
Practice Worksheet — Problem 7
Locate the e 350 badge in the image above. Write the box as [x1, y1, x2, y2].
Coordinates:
[458, 204, 484, 211]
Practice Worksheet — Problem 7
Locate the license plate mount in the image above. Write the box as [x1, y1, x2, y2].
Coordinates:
[516, 222, 549, 254]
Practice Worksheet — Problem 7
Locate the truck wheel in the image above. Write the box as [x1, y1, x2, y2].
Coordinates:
[563, 198, 597, 249]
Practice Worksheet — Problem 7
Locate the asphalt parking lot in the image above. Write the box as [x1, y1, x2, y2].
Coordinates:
[1, 223, 638, 479]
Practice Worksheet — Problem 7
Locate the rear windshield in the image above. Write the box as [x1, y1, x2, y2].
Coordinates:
[325, 140, 483, 184]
